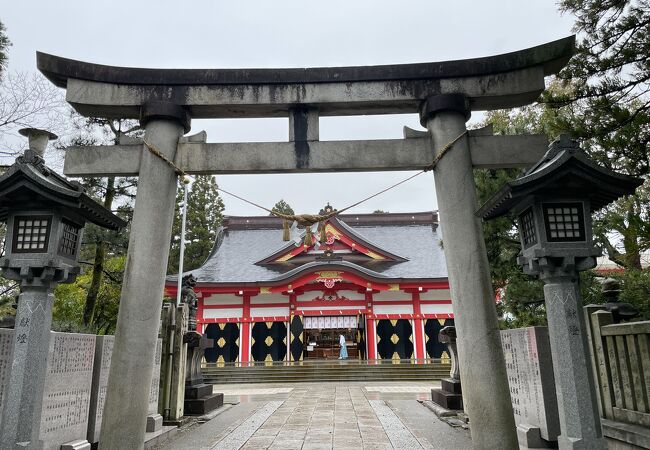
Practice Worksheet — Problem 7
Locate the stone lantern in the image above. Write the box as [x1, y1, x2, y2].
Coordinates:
[0, 128, 126, 447]
[478, 135, 642, 450]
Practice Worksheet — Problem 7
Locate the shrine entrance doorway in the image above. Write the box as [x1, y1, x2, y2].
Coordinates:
[303, 315, 359, 360]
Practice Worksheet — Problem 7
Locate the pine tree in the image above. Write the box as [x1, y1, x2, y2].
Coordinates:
[271, 199, 294, 215]
[168, 176, 225, 273]
[0, 21, 10, 79]
[547, 0, 649, 176]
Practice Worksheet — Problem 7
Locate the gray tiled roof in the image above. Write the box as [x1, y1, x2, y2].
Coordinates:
[179, 214, 448, 284]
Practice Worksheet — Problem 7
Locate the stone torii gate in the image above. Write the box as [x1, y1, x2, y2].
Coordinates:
[37, 36, 574, 449]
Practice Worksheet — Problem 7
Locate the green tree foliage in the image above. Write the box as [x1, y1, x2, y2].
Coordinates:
[168, 176, 225, 274]
[0, 166, 17, 320]
[474, 111, 550, 327]
[552, 0, 649, 157]
[51, 117, 138, 332]
[478, 2, 650, 327]
[0, 20, 10, 79]
[614, 269, 650, 319]
[53, 256, 126, 334]
[271, 199, 294, 215]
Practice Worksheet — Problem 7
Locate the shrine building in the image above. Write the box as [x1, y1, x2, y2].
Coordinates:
[166, 205, 454, 363]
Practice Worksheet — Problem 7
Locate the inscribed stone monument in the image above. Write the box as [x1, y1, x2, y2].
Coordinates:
[149, 339, 163, 415]
[501, 327, 560, 443]
[87, 335, 113, 443]
[88, 336, 163, 439]
[0, 330, 95, 450]
[39, 332, 96, 449]
[0, 330, 13, 411]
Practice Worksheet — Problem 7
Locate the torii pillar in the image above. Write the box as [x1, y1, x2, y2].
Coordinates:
[422, 94, 517, 449]
[99, 103, 189, 448]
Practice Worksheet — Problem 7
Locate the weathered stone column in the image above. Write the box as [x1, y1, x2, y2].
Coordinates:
[541, 266, 606, 450]
[421, 94, 517, 449]
[100, 102, 188, 449]
[0, 287, 53, 449]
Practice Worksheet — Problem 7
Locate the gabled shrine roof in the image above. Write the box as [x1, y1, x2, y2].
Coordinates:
[254, 215, 408, 265]
[171, 211, 447, 285]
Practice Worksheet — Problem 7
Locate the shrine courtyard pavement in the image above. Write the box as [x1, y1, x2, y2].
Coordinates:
[154, 381, 472, 450]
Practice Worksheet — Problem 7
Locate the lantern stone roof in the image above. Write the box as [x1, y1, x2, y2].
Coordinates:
[168, 211, 447, 285]
[0, 151, 126, 230]
[477, 135, 643, 220]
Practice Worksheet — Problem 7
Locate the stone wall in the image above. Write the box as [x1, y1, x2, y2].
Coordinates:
[0, 330, 164, 447]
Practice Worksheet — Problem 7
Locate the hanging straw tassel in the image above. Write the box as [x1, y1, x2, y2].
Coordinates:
[319, 222, 328, 243]
[304, 226, 313, 247]
[283, 219, 291, 241]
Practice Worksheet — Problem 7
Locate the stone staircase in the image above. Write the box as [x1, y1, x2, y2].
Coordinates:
[202, 359, 450, 384]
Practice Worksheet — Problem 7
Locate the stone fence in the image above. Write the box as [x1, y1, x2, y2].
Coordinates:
[0, 330, 162, 450]
[585, 306, 650, 449]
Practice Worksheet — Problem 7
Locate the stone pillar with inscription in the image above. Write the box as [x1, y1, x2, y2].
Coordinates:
[0, 287, 54, 449]
[539, 264, 605, 450]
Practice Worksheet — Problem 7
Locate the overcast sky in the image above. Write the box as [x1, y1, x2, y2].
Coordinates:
[2, 1, 575, 216]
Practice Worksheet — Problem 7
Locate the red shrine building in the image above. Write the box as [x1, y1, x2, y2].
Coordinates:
[166, 206, 454, 363]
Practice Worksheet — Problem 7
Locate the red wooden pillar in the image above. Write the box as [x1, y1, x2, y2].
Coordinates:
[197, 294, 205, 334]
[288, 293, 297, 362]
[241, 294, 251, 364]
[365, 291, 376, 360]
[412, 290, 426, 362]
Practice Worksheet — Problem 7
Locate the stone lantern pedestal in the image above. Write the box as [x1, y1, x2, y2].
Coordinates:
[431, 326, 463, 410]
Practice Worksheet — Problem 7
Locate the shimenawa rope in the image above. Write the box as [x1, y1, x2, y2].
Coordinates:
[142, 130, 467, 242]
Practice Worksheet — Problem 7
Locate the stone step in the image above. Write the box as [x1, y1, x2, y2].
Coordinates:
[204, 377, 442, 383]
[201, 361, 450, 384]
[202, 360, 450, 383]
[202, 370, 449, 376]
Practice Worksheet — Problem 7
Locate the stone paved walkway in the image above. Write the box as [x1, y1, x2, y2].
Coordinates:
[156, 382, 471, 450]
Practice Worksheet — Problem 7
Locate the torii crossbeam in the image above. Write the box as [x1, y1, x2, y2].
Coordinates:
[37, 35, 574, 450]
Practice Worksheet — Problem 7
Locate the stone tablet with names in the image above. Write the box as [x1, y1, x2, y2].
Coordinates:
[0, 330, 96, 450]
[148, 339, 163, 415]
[39, 332, 96, 450]
[501, 326, 560, 441]
[0, 329, 14, 414]
[87, 335, 114, 443]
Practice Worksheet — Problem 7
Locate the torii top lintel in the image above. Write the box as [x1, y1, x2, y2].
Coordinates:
[37, 36, 574, 120]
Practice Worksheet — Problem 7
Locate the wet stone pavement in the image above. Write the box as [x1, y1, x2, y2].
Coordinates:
[155, 382, 472, 450]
